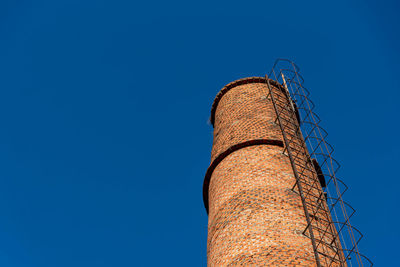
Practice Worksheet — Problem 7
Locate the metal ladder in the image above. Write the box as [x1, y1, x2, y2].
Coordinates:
[263, 58, 373, 267]
[265, 76, 346, 267]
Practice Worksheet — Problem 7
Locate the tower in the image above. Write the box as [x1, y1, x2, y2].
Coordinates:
[203, 60, 371, 266]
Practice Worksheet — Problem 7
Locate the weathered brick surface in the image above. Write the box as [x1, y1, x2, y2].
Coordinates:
[210, 78, 284, 162]
[208, 146, 316, 266]
[205, 78, 319, 266]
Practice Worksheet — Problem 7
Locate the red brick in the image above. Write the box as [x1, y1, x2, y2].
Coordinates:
[204, 77, 342, 266]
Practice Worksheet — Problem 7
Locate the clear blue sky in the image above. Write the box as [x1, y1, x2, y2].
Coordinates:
[0, 0, 398, 266]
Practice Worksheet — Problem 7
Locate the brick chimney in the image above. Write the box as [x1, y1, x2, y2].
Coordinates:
[203, 77, 343, 266]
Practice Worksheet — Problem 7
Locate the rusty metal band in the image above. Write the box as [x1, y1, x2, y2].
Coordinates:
[202, 139, 284, 214]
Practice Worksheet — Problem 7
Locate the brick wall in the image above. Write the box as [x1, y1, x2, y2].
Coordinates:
[204, 78, 320, 266]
